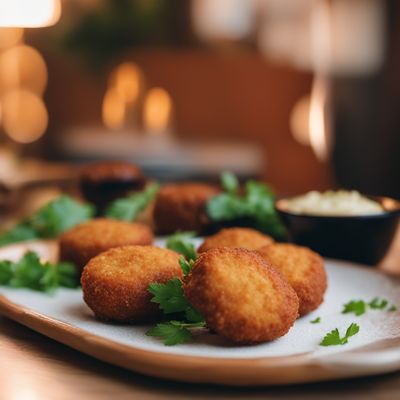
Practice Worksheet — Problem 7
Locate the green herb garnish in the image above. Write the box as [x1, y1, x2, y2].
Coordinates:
[146, 255, 204, 345]
[369, 297, 389, 310]
[342, 300, 367, 316]
[105, 183, 159, 221]
[166, 231, 197, 261]
[310, 317, 321, 324]
[0, 251, 79, 293]
[149, 278, 192, 315]
[206, 172, 286, 239]
[342, 297, 393, 316]
[388, 305, 397, 312]
[0, 196, 94, 246]
[320, 323, 360, 346]
[146, 320, 206, 346]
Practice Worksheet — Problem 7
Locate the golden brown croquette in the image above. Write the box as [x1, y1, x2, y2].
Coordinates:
[257, 243, 327, 316]
[198, 227, 274, 253]
[81, 245, 182, 322]
[153, 182, 220, 234]
[183, 247, 299, 344]
[59, 218, 153, 273]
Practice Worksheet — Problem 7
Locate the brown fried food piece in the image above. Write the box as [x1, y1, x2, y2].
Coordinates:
[153, 182, 220, 234]
[257, 243, 327, 316]
[198, 227, 274, 253]
[81, 245, 181, 322]
[59, 218, 153, 273]
[184, 247, 299, 344]
[79, 161, 146, 212]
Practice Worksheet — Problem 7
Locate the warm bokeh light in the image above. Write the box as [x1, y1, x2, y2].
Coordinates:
[143, 87, 173, 134]
[0, 27, 23, 49]
[2, 89, 48, 143]
[309, 76, 330, 162]
[0, 45, 47, 95]
[192, 0, 254, 42]
[290, 95, 311, 147]
[111, 62, 143, 103]
[102, 88, 125, 130]
[0, 0, 61, 28]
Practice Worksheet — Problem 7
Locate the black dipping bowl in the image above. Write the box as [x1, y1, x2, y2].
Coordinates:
[276, 196, 400, 266]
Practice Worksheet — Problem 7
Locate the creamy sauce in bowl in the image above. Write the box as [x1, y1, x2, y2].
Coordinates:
[283, 190, 385, 216]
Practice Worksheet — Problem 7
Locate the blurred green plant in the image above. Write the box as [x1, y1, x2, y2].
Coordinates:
[61, 0, 192, 69]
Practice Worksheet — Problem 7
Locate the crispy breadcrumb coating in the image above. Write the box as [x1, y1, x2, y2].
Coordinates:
[81, 245, 181, 322]
[153, 183, 220, 234]
[257, 243, 327, 315]
[198, 227, 274, 253]
[59, 218, 153, 272]
[184, 247, 299, 344]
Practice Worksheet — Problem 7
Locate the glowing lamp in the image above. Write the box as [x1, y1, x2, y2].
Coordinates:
[0, 0, 61, 28]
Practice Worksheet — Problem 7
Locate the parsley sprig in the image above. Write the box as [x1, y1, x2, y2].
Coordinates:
[0, 196, 94, 247]
[0, 251, 79, 293]
[206, 172, 286, 239]
[105, 183, 159, 221]
[146, 255, 204, 345]
[146, 320, 206, 346]
[166, 231, 197, 262]
[320, 323, 360, 346]
[342, 297, 396, 316]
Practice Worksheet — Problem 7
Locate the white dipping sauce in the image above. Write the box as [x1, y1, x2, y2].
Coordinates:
[285, 190, 384, 216]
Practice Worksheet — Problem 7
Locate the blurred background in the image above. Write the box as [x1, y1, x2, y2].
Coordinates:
[0, 0, 399, 199]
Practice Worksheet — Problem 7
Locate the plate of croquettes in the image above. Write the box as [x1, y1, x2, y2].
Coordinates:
[0, 165, 399, 385]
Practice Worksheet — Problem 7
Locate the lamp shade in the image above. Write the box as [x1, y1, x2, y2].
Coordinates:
[0, 0, 61, 28]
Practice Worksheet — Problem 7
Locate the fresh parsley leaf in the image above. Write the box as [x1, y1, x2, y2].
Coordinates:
[146, 321, 205, 346]
[342, 300, 367, 316]
[0, 222, 38, 246]
[0, 260, 13, 284]
[148, 277, 202, 323]
[206, 193, 248, 220]
[388, 305, 397, 312]
[30, 195, 94, 237]
[310, 317, 321, 324]
[320, 328, 342, 346]
[147, 260, 205, 347]
[344, 322, 360, 340]
[369, 297, 389, 310]
[0, 196, 94, 246]
[221, 171, 239, 194]
[105, 183, 159, 221]
[320, 323, 360, 346]
[185, 306, 204, 323]
[0, 251, 79, 292]
[179, 257, 195, 276]
[206, 172, 286, 239]
[9, 251, 45, 290]
[166, 231, 197, 262]
[57, 262, 80, 288]
[148, 278, 190, 314]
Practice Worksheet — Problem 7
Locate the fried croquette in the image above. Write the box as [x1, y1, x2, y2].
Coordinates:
[198, 227, 274, 253]
[81, 245, 181, 322]
[153, 183, 220, 234]
[59, 218, 153, 272]
[257, 243, 327, 315]
[183, 247, 299, 344]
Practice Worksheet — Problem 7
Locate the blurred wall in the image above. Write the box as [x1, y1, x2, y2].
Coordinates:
[42, 48, 333, 195]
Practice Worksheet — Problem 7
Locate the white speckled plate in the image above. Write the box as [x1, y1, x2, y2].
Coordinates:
[0, 240, 399, 386]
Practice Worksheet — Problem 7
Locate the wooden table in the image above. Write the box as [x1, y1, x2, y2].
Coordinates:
[0, 230, 399, 400]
